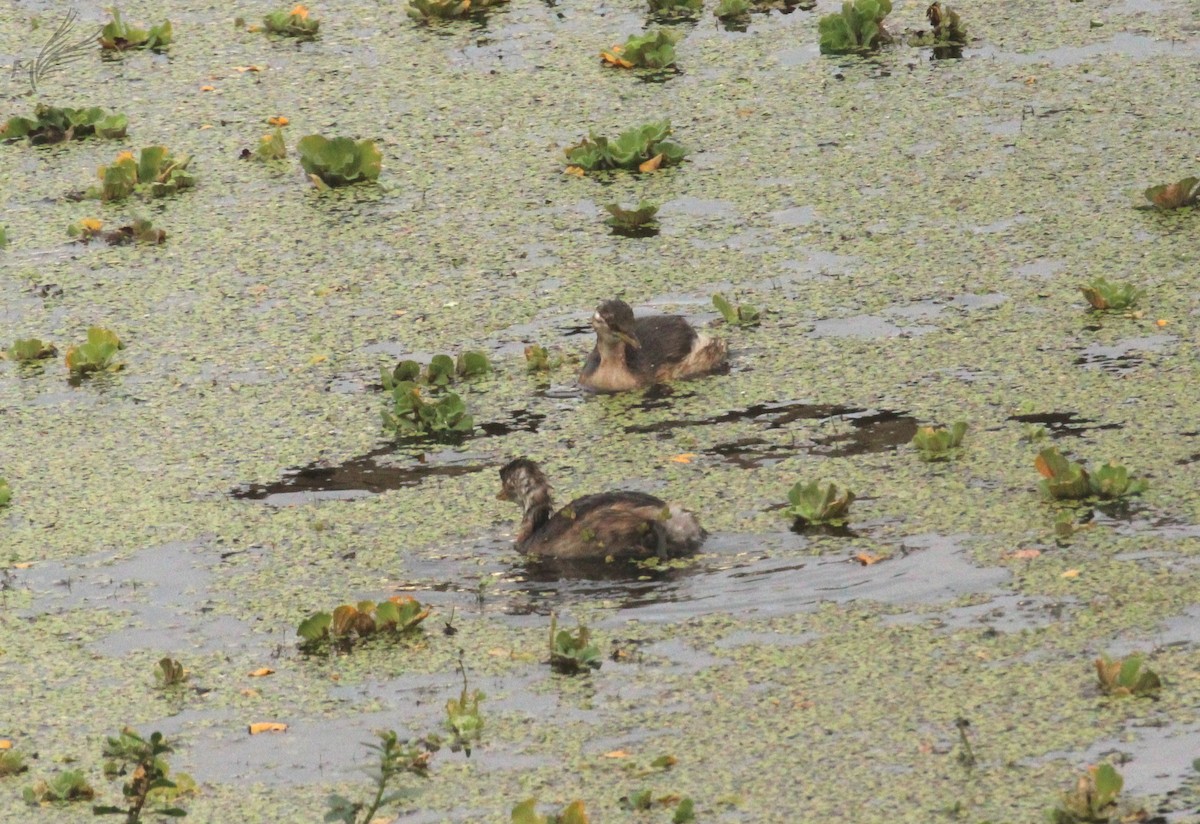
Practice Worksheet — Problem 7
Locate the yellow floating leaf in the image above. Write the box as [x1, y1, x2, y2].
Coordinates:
[1009, 548, 1041, 560]
[603, 749, 630, 758]
[240, 688, 260, 697]
[232, 65, 266, 72]
[564, 165, 585, 177]
[248, 668, 274, 677]
[853, 552, 882, 566]
[638, 153, 663, 173]
[0, 739, 12, 750]
[12, 562, 33, 570]
[1156, 318, 1169, 327]
[669, 453, 696, 463]
[248, 722, 288, 735]
[291, 4, 309, 18]
[200, 85, 216, 92]
[199, 124, 213, 130]
[1061, 569, 1081, 579]
[268, 116, 289, 127]
[81, 218, 103, 232]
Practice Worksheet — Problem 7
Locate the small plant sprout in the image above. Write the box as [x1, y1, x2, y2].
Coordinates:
[446, 660, 484, 756]
[93, 728, 187, 822]
[1080, 278, 1142, 311]
[65, 326, 124, 376]
[297, 596, 431, 651]
[1049, 762, 1126, 824]
[323, 730, 436, 824]
[1144, 176, 1199, 210]
[715, 0, 752, 25]
[784, 480, 855, 526]
[2, 104, 127, 144]
[911, 421, 967, 461]
[255, 128, 287, 161]
[564, 120, 686, 174]
[263, 5, 320, 37]
[1034, 448, 1148, 502]
[818, 0, 893, 55]
[153, 657, 187, 688]
[604, 201, 660, 237]
[407, 0, 510, 23]
[382, 383, 474, 440]
[23, 770, 95, 804]
[601, 30, 679, 70]
[548, 615, 602, 674]
[647, 0, 704, 19]
[298, 135, 382, 188]
[99, 8, 173, 51]
[5, 338, 57, 362]
[511, 798, 590, 824]
[0, 749, 27, 776]
[88, 147, 195, 203]
[1095, 654, 1161, 697]
[525, 345, 550, 373]
[712, 293, 761, 327]
[673, 798, 695, 823]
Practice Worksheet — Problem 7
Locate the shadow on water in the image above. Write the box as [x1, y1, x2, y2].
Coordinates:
[1008, 410, 1122, 438]
[625, 399, 867, 434]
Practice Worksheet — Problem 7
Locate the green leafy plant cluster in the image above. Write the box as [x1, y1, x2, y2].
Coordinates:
[254, 128, 288, 161]
[715, 0, 751, 22]
[381, 351, 490, 391]
[298, 596, 431, 650]
[1094, 654, 1161, 697]
[785, 480, 855, 526]
[93, 728, 188, 822]
[65, 326, 124, 376]
[264, 5, 320, 37]
[407, 0, 510, 22]
[88, 147, 195, 203]
[0, 749, 26, 776]
[23, 770, 95, 805]
[445, 682, 484, 755]
[911, 421, 967, 461]
[647, 0, 703, 18]
[525, 344, 569, 374]
[153, 657, 187, 688]
[2, 104, 127, 144]
[1035, 448, 1147, 502]
[565, 121, 686, 173]
[100, 9, 173, 51]
[512, 799, 590, 824]
[1081, 278, 1142, 311]
[818, 0, 893, 55]
[383, 383, 474, 439]
[549, 616, 602, 674]
[298, 135, 382, 188]
[1144, 176, 1198, 210]
[604, 201, 659, 236]
[324, 731, 436, 824]
[602, 30, 678, 69]
[712, 293, 760, 327]
[5, 338, 57, 362]
[926, 2, 966, 44]
[1048, 762, 1125, 824]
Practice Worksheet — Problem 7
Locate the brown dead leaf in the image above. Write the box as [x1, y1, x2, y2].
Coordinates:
[12, 562, 33, 569]
[1009, 548, 1041, 560]
[232, 65, 266, 73]
[603, 750, 630, 758]
[1061, 569, 1081, 579]
[564, 165, 585, 177]
[200, 85, 216, 92]
[248, 668, 274, 677]
[1156, 318, 1169, 327]
[248, 722, 288, 735]
[853, 553, 883, 566]
[1034, 452, 1055, 478]
[638, 153, 664, 173]
[0, 739, 12, 750]
[669, 453, 696, 464]
[240, 688, 260, 698]
[246, 284, 269, 296]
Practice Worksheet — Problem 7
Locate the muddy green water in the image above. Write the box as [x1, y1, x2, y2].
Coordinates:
[2, 0, 1199, 821]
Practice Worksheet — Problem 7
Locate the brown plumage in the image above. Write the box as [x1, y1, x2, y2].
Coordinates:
[578, 299, 728, 393]
[497, 458, 706, 561]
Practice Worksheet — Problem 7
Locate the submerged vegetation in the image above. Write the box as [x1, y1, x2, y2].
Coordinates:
[99, 9, 173, 51]
[1094, 654, 1161, 697]
[565, 121, 686, 174]
[911, 421, 967, 461]
[298, 135, 382, 188]
[1034, 448, 1148, 502]
[818, 0, 893, 55]
[784, 481, 855, 526]
[601, 31, 678, 70]
[1, 105, 127, 144]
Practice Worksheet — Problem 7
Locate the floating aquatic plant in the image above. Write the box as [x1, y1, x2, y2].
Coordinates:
[67, 217, 105, 242]
[1144, 176, 1198, 210]
[153, 657, 187, 688]
[0, 478, 10, 508]
[88, 146, 195, 203]
[263, 4, 320, 37]
[524, 345, 554, 373]
[0, 225, 6, 248]
[911, 421, 967, 461]
[298, 135, 382, 188]
[601, 30, 678, 70]
[784, 480, 855, 526]
[1048, 762, 1126, 824]
[5, 338, 57, 362]
[103, 218, 166, 246]
[647, 0, 703, 18]
[380, 351, 490, 391]
[818, 0, 893, 55]
[1080, 278, 1142, 311]
[0, 750, 26, 776]
[712, 293, 760, 327]
[324, 731, 436, 824]
[407, 0, 509, 22]
[254, 128, 287, 161]
[714, 0, 751, 25]
[99, 8, 173, 51]
[94, 728, 187, 822]
[918, 2, 967, 48]
[565, 120, 686, 174]
[1035, 448, 1148, 502]
[1, 104, 127, 144]
[549, 616, 602, 674]
[23, 770, 94, 805]
[1095, 654, 1161, 697]
[297, 596, 431, 651]
[512, 799, 590, 824]
[65, 326, 123, 376]
[673, 798, 695, 823]
[445, 667, 484, 755]
[604, 201, 660, 236]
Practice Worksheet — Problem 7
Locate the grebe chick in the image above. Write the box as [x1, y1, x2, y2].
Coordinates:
[578, 298, 728, 393]
[497, 458, 706, 560]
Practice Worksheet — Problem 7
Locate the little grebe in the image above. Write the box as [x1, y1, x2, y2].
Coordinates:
[578, 298, 728, 393]
[497, 458, 706, 560]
